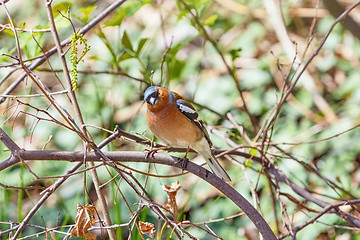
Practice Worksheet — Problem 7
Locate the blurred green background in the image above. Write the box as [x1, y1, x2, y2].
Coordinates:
[1, 0, 360, 239]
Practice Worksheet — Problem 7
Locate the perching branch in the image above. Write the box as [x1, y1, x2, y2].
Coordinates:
[0, 127, 276, 239]
[0, 127, 123, 239]
[18, 153, 278, 239]
[2, 1, 360, 239]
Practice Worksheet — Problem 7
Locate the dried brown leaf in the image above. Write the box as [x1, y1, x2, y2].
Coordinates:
[139, 221, 156, 238]
[70, 203, 97, 240]
[162, 181, 181, 215]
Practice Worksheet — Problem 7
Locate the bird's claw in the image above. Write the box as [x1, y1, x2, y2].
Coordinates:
[175, 155, 189, 172]
[144, 146, 170, 159]
[145, 149, 157, 159]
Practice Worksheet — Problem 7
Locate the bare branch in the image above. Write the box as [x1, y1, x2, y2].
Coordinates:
[264, 0, 338, 123]
[0, 0, 128, 104]
[279, 199, 360, 239]
[0, 23, 51, 32]
[177, 0, 258, 130]
[0, 90, 68, 98]
[6, 127, 124, 239]
[270, 0, 360, 127]
[0, 127, 20, 151]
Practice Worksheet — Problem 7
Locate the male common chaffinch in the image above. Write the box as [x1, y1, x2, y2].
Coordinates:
[144, 86, 231, 181]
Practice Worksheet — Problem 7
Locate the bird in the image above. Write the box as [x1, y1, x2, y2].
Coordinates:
[144, 86, 231, 181]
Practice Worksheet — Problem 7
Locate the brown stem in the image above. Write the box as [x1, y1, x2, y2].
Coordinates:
[178, 0, 258, 130]
[13, 149, 276, 239]
[4, 127, 123, 239]
[0, 0, 128, 104]
[43, 1, 127, 239]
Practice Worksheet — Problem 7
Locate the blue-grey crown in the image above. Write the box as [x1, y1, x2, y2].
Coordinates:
[144, 86, 158, 101]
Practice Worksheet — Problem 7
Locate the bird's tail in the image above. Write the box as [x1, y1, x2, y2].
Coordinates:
[193, 138, 231, 182]
[206, 152, 231, 182]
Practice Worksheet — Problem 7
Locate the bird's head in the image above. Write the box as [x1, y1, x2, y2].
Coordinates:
[144, 86, 161, 106]
[144, 86, 172, 113]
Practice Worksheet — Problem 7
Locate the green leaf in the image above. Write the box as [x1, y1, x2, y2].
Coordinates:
[229, 48, 242, 61]
[122, 31, 133, 52]
[52, 1, 72, 17]
[182, 0, 211, 10]
[202, 14, 218, 26]
[168, 59, 185, 81]
[122, 0, 151, 18]
[249, 148, 258, 156]
[168, 36, 197, 56]
[2, 29, 14, 37]
[78, 5, 97, 23]
[88, 55, 99, 61]
[118, 51, 134, 62]
[136, 38, 148, 56]
[244, 159, 253, 167]
[104, 0, 150, 27]
[104, 10, 125, 27]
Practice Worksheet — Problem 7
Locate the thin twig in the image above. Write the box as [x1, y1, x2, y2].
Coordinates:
[0, 23, 51, 32]
[0, 90, 68, 98]
[265, 0, 360, 133]
[38, 68, 146, 83]
[279, 199, 360, 239]
[44, 1, 125, 239]
[0, 0, 129, 104]
[1, 127, 124, 238]
[178, 0, 258, 130]
[209, 126, 360, 229]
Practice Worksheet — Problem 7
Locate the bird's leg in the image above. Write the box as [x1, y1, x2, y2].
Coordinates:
[183, 146, 190, 159]
[145, 145, 170, 158]
[177, 146, 190, 171]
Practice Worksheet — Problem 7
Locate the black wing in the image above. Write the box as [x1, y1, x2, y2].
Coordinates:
[176, 99, 213, 147]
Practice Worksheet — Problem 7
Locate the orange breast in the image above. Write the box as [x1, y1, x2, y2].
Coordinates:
[146, 102, 203, 147]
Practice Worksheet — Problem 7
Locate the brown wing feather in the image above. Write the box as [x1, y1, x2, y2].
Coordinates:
[174, 97, 213, 147]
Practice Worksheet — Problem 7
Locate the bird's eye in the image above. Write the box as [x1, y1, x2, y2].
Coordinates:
[148, 96, 158, 105]
[147, 90, 160, 105]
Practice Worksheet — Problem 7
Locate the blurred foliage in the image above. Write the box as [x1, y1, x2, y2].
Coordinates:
[1, 0, 360, 239]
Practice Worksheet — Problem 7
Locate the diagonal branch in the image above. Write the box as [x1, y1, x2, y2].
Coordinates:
[0, 127, 20, 151]
[263, 0, 360, 134]
[8, 149, 277, 240]
[178, 0, 258, 130]
[264, 0, 338, 123]
[0, 0, 128, 104]
[3, 127, 123, 239]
